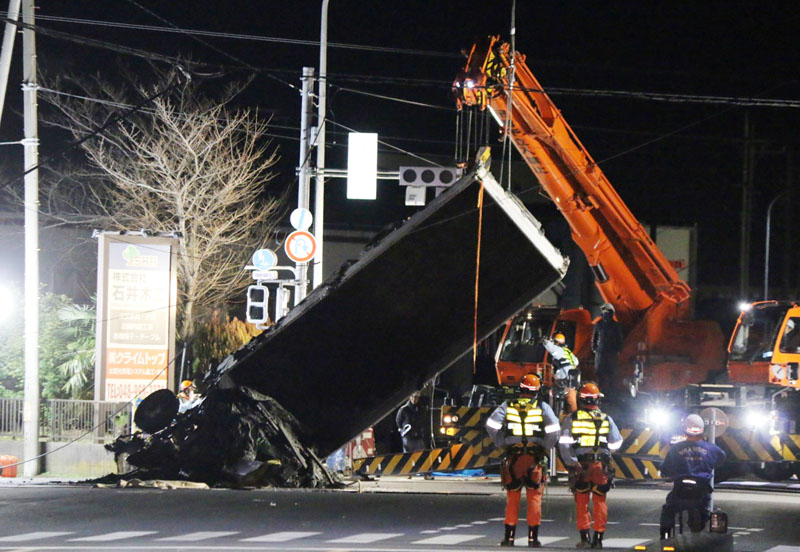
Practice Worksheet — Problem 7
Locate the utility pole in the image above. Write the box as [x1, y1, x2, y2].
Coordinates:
[0, 0, 21, 126]
[295, 67, 315, 305]
[21, 0, 40, 477]
[782, 150, 794, 298]
[739, 113, 754, 299]
[313, 0, 329, 289]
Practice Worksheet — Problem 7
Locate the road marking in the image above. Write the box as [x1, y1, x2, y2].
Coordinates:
[413, 534, 484, 545]
[419, 530, 440, 534]
[453, 524, 472, 528]
[158, 532, 239, 541]
[70, 531, 158, 541]
[602, 538, 652, 547]
[327, 533, 404, 543]
[470, 521, 488, 525]
[539, 536, 569, 545]
[763, 547, 800, 552]
[489, 517, 505, 521]
[438, 527, 457, 531]
[242, 532, 321, 542]
[0, 532, 73, 542]
[639, 523, 661, 526]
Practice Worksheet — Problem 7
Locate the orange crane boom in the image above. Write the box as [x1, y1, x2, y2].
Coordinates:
[455, 36, 724, 392]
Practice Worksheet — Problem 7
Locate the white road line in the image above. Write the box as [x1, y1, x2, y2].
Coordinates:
[241, 532, 321, 542]
[639, 523, 661, 527]
[470, 521, 488, 525]
[413, 534, 484, 545]
[489, 517, 505, 522]
[762, 547, 800, 552]
[70, 531, 158, 542]
[158, 532, 239, 541]
[438, 527, 457, 531]
[0, 532, 73, 542]
[749, 528, 764, 532]
[327, 533, 404, 544]
[453, 524, 472, 528]
[419, 530, 439, 534]
[602, 537, 653, 547]
[538, 536, 569, 545]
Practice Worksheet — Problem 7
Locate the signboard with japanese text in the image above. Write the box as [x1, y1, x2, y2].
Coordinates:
[95, 233, 178, 402]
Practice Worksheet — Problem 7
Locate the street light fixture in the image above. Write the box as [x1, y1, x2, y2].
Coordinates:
[764, 190, 788, 301]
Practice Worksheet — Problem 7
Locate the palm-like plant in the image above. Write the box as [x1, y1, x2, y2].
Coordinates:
[56, 302, 96, 399]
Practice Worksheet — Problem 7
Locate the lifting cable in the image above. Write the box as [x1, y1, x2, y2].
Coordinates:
[472, 182, 485, 374]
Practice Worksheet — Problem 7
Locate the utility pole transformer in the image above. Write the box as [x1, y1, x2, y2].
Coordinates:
[21, 0, 40, 477]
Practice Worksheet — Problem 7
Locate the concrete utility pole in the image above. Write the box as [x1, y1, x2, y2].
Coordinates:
[0, 0, 21, 126]
[21, 0, 40, 477]
[739, 114, 754, 299]
[295, 67, 315, 305]
[313, 0, 329, 289]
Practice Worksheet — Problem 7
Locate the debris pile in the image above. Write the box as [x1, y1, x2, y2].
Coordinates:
[105, 386, 337, 488]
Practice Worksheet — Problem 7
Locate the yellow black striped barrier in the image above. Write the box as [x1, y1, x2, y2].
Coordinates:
[354, 406, 800, 479]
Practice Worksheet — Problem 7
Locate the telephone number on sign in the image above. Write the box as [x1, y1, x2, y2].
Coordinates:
[106, 380, 166, 401]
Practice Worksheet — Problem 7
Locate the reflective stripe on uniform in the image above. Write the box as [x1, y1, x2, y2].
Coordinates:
[505, 399, 544, 438]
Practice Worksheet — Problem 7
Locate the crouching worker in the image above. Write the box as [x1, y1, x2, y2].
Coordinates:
[659, 413, 726, 539]
[486, 374, 560, 547]
[559, 382, 623, 549]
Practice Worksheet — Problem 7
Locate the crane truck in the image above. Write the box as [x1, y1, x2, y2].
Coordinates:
[436, 36, 800, 481]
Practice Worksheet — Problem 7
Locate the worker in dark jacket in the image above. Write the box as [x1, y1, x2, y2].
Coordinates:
[395, 392, 427, 452]
[592, 303, 623, 394]
[559, 382, 623, 549]
[486, 373, 560, 547]
[658, 414, 726, 539]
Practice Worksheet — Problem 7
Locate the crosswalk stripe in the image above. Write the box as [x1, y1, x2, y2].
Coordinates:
[70, 531, 157, 542]
[602, 537, 652, 547]
[158, 531, 239, 541]
[539, 536, 569, 545]
[327, 532, 404, 543]
[413, 534, 484, 545]
[0, 532, 73, 542]
[241, 531, 321, 542]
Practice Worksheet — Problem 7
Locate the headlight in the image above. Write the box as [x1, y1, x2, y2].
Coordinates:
[439, 426, 447, 434]
[451, 415, 459, 423]
[745, 408, 769, 430]
[738, 301, 752, 312]
[443, 415, 452, 424]
[646, 407, 671, 429]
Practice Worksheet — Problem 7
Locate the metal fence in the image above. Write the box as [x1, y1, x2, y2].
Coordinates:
[0, 398, 132, 443]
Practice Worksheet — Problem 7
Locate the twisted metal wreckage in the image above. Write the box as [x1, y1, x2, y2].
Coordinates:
[106, 152, 569, 488]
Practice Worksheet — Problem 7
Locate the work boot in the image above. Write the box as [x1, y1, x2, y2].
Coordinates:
[590, 531, 603, 549]
[528, 525, 541, 548]
[575, 530, 591, 548]
[500, 524, 516, 546]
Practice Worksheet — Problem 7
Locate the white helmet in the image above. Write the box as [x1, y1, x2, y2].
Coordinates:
[684, 414, 705, 436]
[601, 303, 615, 313]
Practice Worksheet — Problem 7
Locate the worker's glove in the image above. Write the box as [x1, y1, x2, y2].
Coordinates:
[400, 423, 411, 437]
[555, 367, 569, 381]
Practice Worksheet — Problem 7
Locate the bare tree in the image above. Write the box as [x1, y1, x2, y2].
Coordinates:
[39, 68, 285, 341]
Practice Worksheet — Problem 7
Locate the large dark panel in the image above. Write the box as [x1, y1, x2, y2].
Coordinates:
[215, 163, 568, 456]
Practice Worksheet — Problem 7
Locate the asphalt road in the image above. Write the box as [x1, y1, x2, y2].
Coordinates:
[0, 479, 798, 551]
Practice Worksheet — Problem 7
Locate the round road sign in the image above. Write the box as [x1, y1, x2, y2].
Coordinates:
[290, 208, 313, 230]
[284, 230, 317, 263]
[252, 248, 277, 270]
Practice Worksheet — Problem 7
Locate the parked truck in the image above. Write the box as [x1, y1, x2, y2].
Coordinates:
[430, 36, 800, 481]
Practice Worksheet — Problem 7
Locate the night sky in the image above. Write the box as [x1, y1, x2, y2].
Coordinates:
[2, 1, 799, 316]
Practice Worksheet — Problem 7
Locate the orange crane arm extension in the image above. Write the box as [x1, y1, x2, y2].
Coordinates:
[454, 37, 690, 326]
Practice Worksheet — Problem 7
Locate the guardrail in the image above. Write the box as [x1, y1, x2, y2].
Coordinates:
[0, 398, 132, 443]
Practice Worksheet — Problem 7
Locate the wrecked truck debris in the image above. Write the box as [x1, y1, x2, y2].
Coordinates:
[106, 152, 567, 487]
[106, 386, 336, 488]
[209, 153, 568, 458]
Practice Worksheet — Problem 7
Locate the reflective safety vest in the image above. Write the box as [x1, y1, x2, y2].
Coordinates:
[505, 398, 545, 439]
[557, 347, 578, 370]
[569, 409, 611, 449]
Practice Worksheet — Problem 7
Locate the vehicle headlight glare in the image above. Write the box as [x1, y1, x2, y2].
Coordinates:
[451, 415, 459, 423]
[745, 408, 769, 430]
[443, 415, 452, 424]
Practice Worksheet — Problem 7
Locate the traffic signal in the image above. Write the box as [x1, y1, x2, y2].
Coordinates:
[246, 284, 269, 325]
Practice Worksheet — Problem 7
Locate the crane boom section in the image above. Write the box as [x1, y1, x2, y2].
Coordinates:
[455, 37, 690, 324]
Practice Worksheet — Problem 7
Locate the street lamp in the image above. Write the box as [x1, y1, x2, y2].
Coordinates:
[764, 190, 788, 300]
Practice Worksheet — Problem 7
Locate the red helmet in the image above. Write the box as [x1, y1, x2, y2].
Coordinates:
[520, 373, 541, 392]
[579, 382, 603, 406]
[553, 333, 566, 345]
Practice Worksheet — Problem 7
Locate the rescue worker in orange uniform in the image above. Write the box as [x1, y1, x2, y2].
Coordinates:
[558, 382, 623, 549]
[486, 374, 560, 547]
